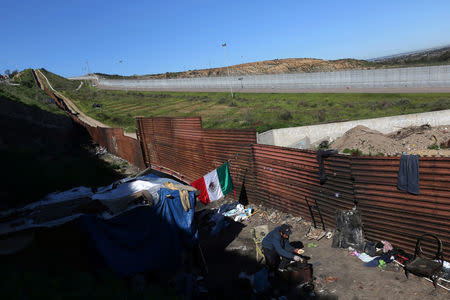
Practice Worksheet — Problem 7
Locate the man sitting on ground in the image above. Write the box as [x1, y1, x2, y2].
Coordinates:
[262, 224, 304, 271]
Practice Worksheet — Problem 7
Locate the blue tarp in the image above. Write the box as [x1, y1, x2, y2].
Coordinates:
[78, 188, 198, 277]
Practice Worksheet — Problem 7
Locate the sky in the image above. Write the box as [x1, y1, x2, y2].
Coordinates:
[2, 0, 450, 77]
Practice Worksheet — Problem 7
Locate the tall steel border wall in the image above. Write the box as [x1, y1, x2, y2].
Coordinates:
[98, 65, 450, 90]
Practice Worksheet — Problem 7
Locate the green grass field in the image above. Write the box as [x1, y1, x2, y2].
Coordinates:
[39, 68, 81, 91]
[1, 69, 67, 116]
[64, 86, 450, 133]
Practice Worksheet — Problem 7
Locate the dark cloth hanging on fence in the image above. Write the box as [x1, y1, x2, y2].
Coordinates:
[316, 150, 338, 185]
[397, 154, 420, 195]
[238, 179, 248, 206]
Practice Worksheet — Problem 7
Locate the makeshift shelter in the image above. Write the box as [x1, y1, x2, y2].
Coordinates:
[0, 171, 199, 278]
[78, 188, 198, 276]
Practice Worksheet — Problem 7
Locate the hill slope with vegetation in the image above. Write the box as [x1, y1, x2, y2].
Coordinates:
[0, 70, 121, 209]
[93, 46, 450, 80]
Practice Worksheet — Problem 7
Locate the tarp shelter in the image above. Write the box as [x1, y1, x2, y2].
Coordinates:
[78, 188, 198, 277]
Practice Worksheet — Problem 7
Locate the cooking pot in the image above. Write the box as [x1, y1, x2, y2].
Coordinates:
[279, 262, 313, 286]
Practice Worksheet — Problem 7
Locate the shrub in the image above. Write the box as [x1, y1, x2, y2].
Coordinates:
[428, 144, 440, 150]
[343, 148, 363, 156]
[279, 110, 293, 120]
[315, 109, 326, 122]
[370, 99, 393, 111]
[429, 98, 450, 111]
[297, 100, 306, 107]
[217, 97, 228, 104]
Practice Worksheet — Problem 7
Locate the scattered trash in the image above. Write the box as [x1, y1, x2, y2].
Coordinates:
[95, 146, 107, 155]
[306, 226, 326, 240]
[349, 250, 359, 257]
[364, 241, 383, 257]
[221, 203, 254, 221]
[307, 242, 318, 248]
[358, 253, 377, 263]
[332, 207, 365, 251]
[325, 231, 333, 239]
[326, 276, 338, 283]
[228, 245, 249, 252]
[381, 240, 393, 253]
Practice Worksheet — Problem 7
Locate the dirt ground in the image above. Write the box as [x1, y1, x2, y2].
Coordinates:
[331, 124, 450, 156]
[197, 196, 450, 299]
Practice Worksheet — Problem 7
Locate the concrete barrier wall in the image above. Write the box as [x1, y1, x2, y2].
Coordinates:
[98, 65, 450, 90]
[257, 109, 450, 147]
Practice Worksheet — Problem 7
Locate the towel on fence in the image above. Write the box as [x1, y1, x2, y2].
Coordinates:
[397, 155, 420, 195]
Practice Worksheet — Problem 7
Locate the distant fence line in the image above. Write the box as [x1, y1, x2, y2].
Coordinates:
[96, 65, 450, 91]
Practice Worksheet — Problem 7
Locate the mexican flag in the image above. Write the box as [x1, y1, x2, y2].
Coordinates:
[190, 163, 233, 204]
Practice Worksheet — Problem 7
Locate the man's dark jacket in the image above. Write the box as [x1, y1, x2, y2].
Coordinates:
[261, 226, 295, 260]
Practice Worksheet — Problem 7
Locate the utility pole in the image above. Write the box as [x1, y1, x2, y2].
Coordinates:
[222, 43, 233, 98]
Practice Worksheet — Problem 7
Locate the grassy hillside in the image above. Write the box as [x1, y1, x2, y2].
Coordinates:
[1, 69, 66, 116]
[39, 68, 82, 91]
[1, 70, 123, 208]
[64, 86, 450, 133]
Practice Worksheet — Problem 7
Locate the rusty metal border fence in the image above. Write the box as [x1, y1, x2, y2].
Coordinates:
[35, 72, 146, 169]
[136, 117, 257, 197]
[136, 119, 449, 257]
[250, 145, 450, 257]
[33, 72, 449, 257]
[249, 144, 355, 229]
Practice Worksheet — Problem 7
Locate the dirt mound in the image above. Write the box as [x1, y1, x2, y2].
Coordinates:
[331, 124, 450, 156]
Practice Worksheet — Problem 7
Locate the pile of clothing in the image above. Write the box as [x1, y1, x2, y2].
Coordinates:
[196, 202, 254, 235]
[349, 240, 409, 269]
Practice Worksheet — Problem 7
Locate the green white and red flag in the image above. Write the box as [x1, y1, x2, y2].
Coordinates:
[190, 163, 233, 204]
